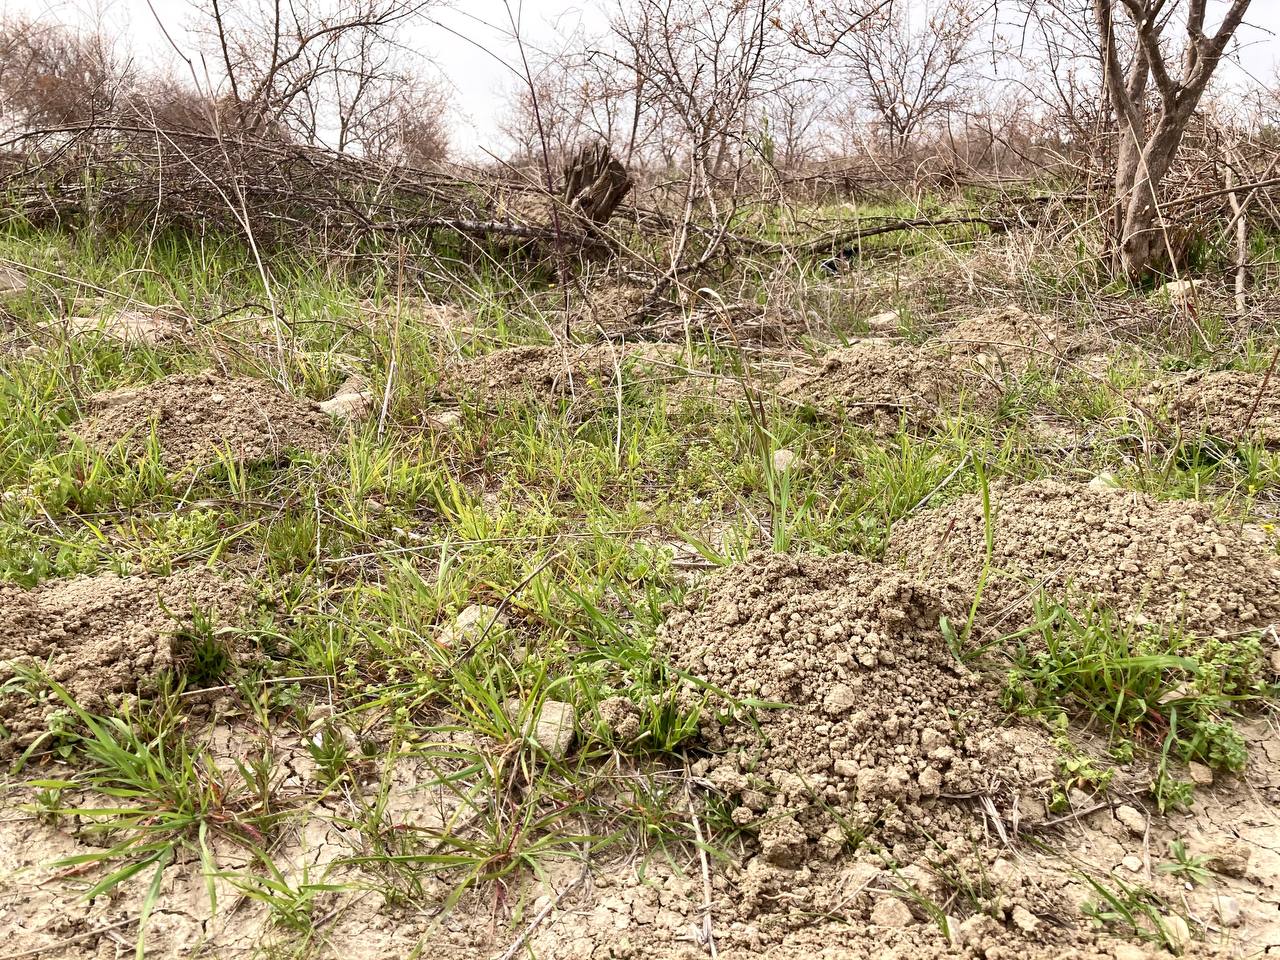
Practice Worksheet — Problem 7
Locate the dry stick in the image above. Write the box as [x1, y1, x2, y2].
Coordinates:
[686, 786, 718, 960]
[1240, 345, 1280, 442]
[492, 866, 589, 960]
[0, 917, 139, 960]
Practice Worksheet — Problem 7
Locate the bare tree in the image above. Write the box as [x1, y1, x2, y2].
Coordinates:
[794, 0, 982, 156]
[1087, 0, 1252, 280]
[612, 0, 788, 178]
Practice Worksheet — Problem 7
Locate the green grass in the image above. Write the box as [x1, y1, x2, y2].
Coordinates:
[3, 214, 1280, 957]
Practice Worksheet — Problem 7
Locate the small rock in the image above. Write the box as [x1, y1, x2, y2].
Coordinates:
[865, 309, 900, 334]
[1088, 471, 1121, 492]
[823, 683, 858, 715]
[1188, 761, 1214, 786]
[320, 375, 374, 421]
[1120, 854, 1143, 873]
[1115, 804, 1147, 837]
[870, 897, 914, 928]
[771, 448, 800, 473]
[1213, 894, 1242, 928]
[365, 497, 385, 517]
[522, 700, 576, 759]
[1010, 905, 1039, 933]
[1270, 648, 1280, 675]
[1112, 944, 1148, 960]
[1205, 840, 1249, 878]
[1160, 913, 1192, 952]
[438, 603, 507, 646]
[429, 410, 464, 433]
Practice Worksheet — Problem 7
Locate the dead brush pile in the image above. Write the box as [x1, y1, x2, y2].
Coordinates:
[886, 479, 1280, 638]
[659, 553, 1055, 868]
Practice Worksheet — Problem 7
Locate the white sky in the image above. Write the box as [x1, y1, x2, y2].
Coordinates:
[3, 0, 1277, 158]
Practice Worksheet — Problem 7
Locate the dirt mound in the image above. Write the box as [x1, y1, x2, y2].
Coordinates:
[71, 371, 335, 468]
[886, 479, 1280, 637]
[935, 306, 1086, 374]
[0, 571, 245, 755]
[442, 342, 677, 405]
[776, 339, 983, 431]
[1137, 368, 1280, 445]
[660, 553, 1054, 867]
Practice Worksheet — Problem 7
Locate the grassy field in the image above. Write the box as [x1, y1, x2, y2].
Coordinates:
[1, 214, 1278, 958]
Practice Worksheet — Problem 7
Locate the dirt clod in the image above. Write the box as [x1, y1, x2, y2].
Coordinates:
[887, 479, 1280, 637]
[776, 339, 975, 431]
[659, 552, 1054, 864]
[72, 371, 335, 469]
[0, 570, 245, 755]
[1138, 368, 1280, 445]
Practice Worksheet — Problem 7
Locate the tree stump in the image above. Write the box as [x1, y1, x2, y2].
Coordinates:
[561, 142, 631, 226]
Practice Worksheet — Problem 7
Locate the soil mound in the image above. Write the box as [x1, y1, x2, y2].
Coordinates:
[1138, 368, 1280, 445]
[659, 553, 1054, 866]
[887, 479, 1280, 637]
[935, 307, 1085, 374]
[0, 570, 245, 755]
[776, 339, 981, 431]
[442, 342, 677, 405]
[72, 371, 335, 468]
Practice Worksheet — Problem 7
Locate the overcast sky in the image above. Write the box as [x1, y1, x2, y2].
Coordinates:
[3, 0, 1277, 157]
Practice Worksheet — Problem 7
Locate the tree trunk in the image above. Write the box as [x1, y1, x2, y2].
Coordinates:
[561, 141, 632, 226]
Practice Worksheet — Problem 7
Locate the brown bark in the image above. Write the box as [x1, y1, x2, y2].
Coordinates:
[1093, 0, 1252, 282]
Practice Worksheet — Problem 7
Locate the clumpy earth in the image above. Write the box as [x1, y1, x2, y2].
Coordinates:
[886, 479, 1280, 637]
[441, 341, 679, 405]
[70, 371, 336, 468]
[775, 338, 982, 430]
[935, 306, 1095, 375]
[1137, 368, 1280, 445]
[659, 552, 1056, 866]
[0, 570, 245, 755]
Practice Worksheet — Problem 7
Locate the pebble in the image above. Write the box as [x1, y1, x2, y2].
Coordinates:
[1188, 761, 1214, 786]
[1115, 804, 1147, 837]
[771, 448, 800, 473]
[869, 897, 914, 928]
[1120, 854, 1143, 873]
[1213, 894, 1242, 927]
[429, 410, 464, 433]
[1160, 913, 1192, 952]
[1205, 840, 1250, 878]
[1011, 906, 1039, 933]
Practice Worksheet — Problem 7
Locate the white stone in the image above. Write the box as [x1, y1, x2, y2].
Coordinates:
[865, 310, 900, 334]
[771, 448, 800, 473]
[870, 897, 914, 927]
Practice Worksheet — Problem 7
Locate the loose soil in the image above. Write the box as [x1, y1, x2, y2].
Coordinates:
[71, 371, 336, 468]
[0, 570, 245, 757]
[660, 552, 1056, 860]
[1137, 369, 1280, 445]
[886, 479, 1280, 637]
[775, 338, 980, 431]
[440, 342, 681, 406]
[935, 306, 1094, 375]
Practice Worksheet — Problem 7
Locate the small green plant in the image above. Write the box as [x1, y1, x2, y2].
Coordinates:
[1079, 871, 1187, 952]
[1158, 839, 1211, 886]
[1004, 598, 1268, 810]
